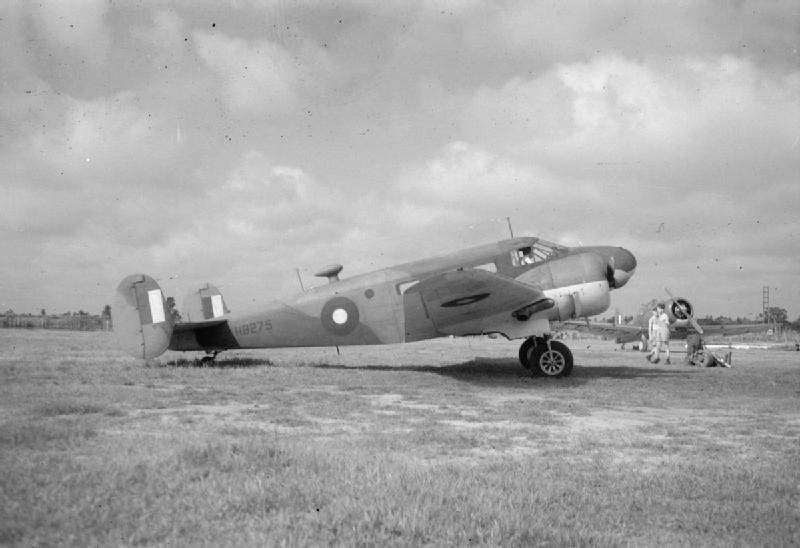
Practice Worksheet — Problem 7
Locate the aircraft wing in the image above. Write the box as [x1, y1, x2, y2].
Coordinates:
[559, 320, 643, 342]
[676, 323, 774, 338]
[407, 269, 549, 334]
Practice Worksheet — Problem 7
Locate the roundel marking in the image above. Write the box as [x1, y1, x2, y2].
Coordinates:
[332, 308, 349, 325]
[440, 292, 491, 308]
[321, 297, 360, 335]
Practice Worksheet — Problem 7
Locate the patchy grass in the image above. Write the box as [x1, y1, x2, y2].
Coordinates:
[0, 329, 798, 546]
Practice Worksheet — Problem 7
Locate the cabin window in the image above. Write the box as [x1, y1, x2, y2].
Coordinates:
[512, 247, 535, 266]
[532, 241, 561, 261]
[397, 280, 419, 295]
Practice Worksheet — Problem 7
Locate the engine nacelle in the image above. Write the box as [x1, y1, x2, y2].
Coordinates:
[516, 252, 611, 320]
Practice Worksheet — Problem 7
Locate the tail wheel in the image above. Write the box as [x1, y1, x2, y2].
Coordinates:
[530, 340, 574, 377]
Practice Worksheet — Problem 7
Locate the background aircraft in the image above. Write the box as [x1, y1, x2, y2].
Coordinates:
[562, 291, 773, 351]
[116, 237, 636, 377]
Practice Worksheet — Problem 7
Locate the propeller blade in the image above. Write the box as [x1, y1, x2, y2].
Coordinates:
[606, 256, 616, 287]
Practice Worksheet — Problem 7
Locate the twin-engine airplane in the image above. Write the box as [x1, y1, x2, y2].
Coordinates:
[563, 290, 773, 350]
[116, 237, 636, 377]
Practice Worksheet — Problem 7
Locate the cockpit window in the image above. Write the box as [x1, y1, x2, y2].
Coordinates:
[517, 247, 534, 265]
[511, 239, 565, 266]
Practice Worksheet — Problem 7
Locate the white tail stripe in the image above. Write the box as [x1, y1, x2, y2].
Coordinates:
[148, 289, 166, 324]
[211, 294, 224, 318]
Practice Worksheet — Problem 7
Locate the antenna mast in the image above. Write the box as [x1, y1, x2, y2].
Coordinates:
[506, 216, 514, 238]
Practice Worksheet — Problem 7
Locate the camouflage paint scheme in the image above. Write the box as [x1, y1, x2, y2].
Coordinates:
[116, 237, 637, 368]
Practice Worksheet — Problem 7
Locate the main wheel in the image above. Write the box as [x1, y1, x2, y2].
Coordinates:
[640, 334, 649, 352]
[529, 340, 574, 377]
[518, 337, 536, 369]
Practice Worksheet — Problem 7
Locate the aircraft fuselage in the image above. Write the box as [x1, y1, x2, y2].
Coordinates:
[165, 237, 636, 352]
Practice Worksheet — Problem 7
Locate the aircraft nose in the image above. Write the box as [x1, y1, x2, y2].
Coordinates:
[610, 247, 637, 288]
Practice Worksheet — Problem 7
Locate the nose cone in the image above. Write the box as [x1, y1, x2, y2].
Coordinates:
[610, 247, 637, 288]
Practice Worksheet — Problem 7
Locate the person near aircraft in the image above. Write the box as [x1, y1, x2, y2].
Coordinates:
[684, 329, 703, 365]
[647, 307, 657, 349]
[647, 303, 671, 364]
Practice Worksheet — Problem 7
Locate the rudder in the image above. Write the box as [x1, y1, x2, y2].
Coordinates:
[115, 274, 174, 359]
[181, 283, 229, 322]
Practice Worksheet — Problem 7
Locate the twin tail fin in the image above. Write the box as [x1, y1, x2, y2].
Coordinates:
[115, 274, 174, 359]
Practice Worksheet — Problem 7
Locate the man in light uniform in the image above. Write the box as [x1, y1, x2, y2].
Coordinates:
[647, 303, 671, 364]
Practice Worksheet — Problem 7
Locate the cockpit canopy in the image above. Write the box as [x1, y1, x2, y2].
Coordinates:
[511, 239, 566, 267]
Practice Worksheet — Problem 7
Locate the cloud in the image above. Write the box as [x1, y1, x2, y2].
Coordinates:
[193, 31, 301, 113]
[23, 0, 111, 65]
[453, 52, 799, 205]
[0, 87, 185, 238]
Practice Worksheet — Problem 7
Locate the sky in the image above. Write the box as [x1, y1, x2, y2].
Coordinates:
[1, 0, 798, 321]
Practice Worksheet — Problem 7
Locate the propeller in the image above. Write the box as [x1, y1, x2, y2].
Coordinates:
[606, 256, 617, 288]
[664, 288, 703, 334]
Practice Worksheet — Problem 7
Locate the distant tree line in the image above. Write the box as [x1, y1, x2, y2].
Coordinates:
[2, 306, 113, 331]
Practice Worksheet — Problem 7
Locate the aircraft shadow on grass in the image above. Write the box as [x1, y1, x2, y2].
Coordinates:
[164, 356, 689, 388]
[303, 358, 690, 387]
[165, 357, 271, 368]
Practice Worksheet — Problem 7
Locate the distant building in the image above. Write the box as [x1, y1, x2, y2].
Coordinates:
[1, 311, 111, 331]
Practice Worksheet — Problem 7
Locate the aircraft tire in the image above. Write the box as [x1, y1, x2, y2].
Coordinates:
[518, 337, 536, 369]
[530, 341, 574, 377]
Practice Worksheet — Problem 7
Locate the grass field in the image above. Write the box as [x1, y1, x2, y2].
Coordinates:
[1, 329, 798, 547]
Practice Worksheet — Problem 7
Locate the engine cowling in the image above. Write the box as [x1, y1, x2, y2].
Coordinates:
[666, 298, 693, 322]
[516, 252, 611, 320]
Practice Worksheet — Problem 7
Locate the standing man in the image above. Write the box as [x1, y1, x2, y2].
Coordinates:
[647, 307, 658, 352]
[647, 303, 672, 364]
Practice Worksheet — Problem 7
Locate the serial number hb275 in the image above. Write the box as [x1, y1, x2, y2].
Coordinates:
[233, 320, 272, 337]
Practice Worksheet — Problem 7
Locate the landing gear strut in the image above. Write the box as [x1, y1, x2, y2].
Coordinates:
[519, 336, 574, 377]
